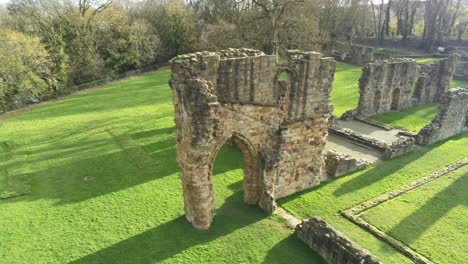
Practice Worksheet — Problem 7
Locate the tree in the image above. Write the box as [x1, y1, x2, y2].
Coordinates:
[156, 0, 197, 57]
[318, 0, 367, 47]
[421, 0, 462, 51]
[0, 29, 59, 111]
[251, 0, 305, 57]
[370, 0, 393, 44]
[393, 0, 419, 40]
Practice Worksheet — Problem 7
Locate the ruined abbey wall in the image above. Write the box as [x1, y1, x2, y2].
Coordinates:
[349, 44, 374, 66]
[333, 43, 374, 66]
[414, 54, 460, 104]
[417, 88, 468, 144]
[455, 59, 468, 81]
[356, 59, 419, 116]
[170, 49, 335, 229]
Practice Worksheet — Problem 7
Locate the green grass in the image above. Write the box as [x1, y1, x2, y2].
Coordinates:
[1, 59, 466, 264]
[375, 47, 430, 56]
[415, 58, 439, 65]
[451, 79, 468, 88]
[361, 166, 468, 264]
[0, 69, 323, 263]
[279, 134, 468, 263]
[331, 62, 362, 117]
[371, 103, 438, 132]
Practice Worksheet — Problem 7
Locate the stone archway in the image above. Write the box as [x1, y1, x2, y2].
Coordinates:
[213, 133, 261, 205]
[391, 88, 400, 111]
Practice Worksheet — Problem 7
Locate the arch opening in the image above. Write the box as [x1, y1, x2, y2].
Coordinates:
[212, 133, 262, 207]
[391, 88, 400, 111]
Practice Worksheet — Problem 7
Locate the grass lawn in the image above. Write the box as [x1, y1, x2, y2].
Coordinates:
[376, 47, 430, 56]
[279, 133, 468, 263]
[415, 58, 439, 64]
[0, 69, 323, 263]
[371, 103, 438, 132]
[451, 79, 468, 88]
[361, 166, 468, 264]
[331, 62, 361, 117]
[370, 80, 467, 132]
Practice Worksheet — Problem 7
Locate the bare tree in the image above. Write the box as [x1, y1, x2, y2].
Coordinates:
[370, 0, 392, 44]
[251, 0, 304, 57]
[393, 0, 419, 40]
[422, 0, 462, 50]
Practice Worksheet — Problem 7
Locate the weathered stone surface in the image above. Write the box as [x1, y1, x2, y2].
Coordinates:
[329, 123, 415, 160]
[454, 58, 468, 81]
[169, 49, 335, 229]
[326, 150, 369, 177]
[349, 44, 374, 66]
[296, 217, 383, 264]
[333, 43, 374, 66]
[383, 134, 415, 159]
[417, 88, 468, 144]
[414, 53, 460, 104]
[356, 58, 419, 116]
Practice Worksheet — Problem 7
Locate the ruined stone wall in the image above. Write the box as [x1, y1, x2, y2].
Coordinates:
[296, 217, 383, 264]
[417, 88, 468, 145]
[326, 150, 369, 178]
[349, 44, 374, 66]
[356, 59, 418, 116]
[333, 43, 374, 66]
[455, 59, 468, 81]
[414, 53, 461, 104]
[169, 49, 335, 229]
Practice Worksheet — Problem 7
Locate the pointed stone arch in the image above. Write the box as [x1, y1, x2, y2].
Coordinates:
[211, 133, 262, 205]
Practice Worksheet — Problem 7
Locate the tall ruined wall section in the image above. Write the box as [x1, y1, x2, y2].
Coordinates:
[414, 53, 460, 104]
[169, 49, 335, 229]
[417, 88, 468, 144]
[356, 59, 418, 116]
[271, 51, 335, 197]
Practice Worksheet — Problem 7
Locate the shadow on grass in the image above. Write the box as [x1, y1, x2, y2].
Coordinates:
[278, 135, 467, 207]
[264, 235, 325, 264]
[388, 171, 468, 243]
[69, 190, 267, 264]
[1, 125, 245, 205]
[332, 152, 422, 197]
[332, 136, 462, 197]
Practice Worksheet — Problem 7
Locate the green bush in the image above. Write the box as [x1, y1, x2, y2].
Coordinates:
[0, 29, 59, 112]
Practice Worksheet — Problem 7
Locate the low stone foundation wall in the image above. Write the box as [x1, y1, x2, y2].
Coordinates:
[333, 43, 374, 66]
[329, 126, 387, 153]
[354, 116, 393, 130]
[329, 125, 415, 159]
[296, 217, 382, 264]
[384, 136, 415, 159]
[326, 150, 369, 177]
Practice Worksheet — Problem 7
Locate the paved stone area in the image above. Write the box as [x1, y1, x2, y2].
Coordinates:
[325, 135, 381, 164]
[336, 119, 402, 143]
